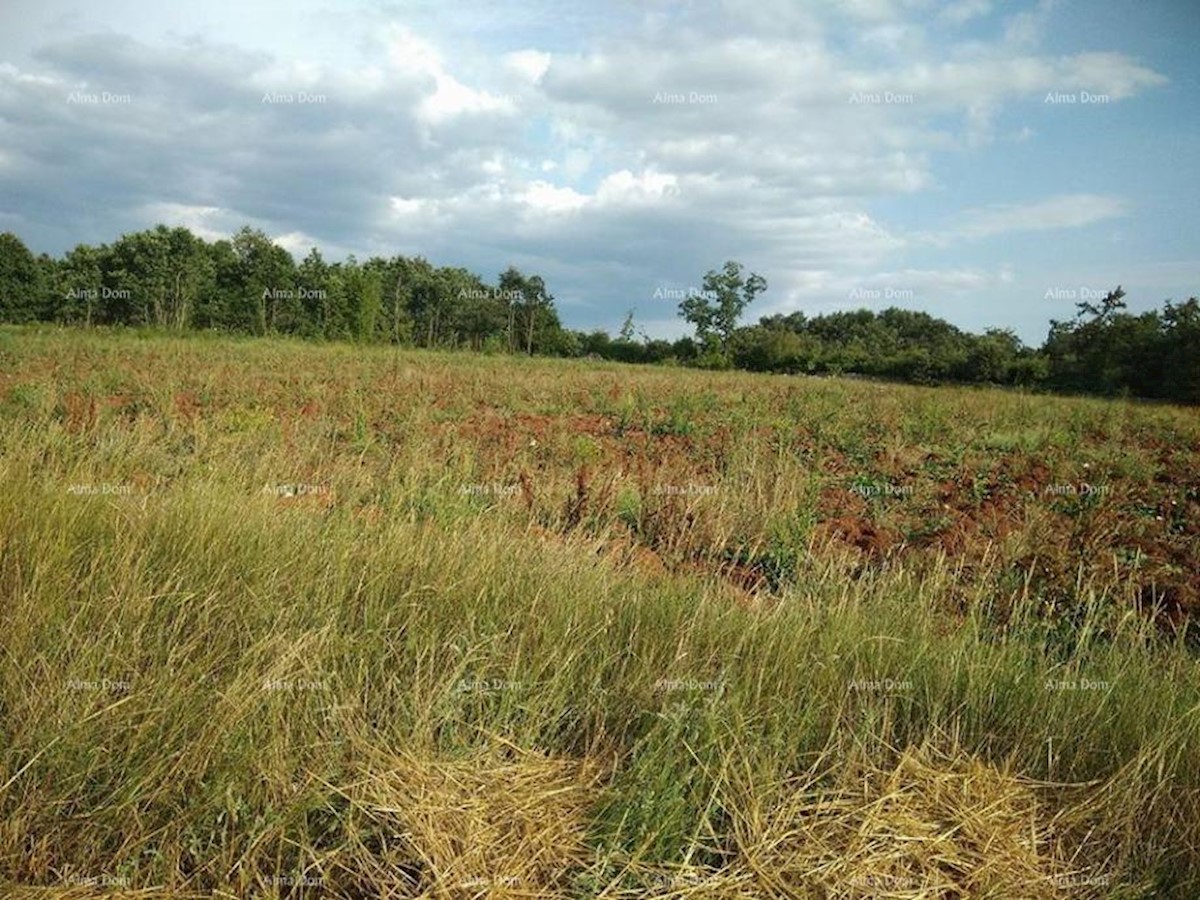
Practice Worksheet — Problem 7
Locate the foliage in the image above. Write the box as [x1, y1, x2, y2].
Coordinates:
[678, 260, 767, 358]
[1043, 287, 1200, 403]
[0, 232, 46, 323]
[1, 228, 1196, 401]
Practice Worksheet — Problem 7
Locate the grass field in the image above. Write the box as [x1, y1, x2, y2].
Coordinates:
[1, 325, 1198, 898]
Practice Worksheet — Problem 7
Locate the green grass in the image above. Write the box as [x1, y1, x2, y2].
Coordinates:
[0, 325, 1198, 897]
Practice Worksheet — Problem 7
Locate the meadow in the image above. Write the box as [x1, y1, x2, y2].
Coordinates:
[1, 325, 1198, 898]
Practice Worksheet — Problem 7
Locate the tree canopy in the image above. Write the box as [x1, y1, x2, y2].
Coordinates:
[0, 229, 1194, 403]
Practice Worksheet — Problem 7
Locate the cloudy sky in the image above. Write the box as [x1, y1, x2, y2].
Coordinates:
[1, 0, 1196, 342]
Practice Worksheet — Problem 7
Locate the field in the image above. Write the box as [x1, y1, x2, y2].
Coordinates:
[1, 325, 1199, 898]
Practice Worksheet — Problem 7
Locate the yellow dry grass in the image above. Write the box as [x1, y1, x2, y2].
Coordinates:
[616, 743, 1110, 899]
[323, 740, 606, 898]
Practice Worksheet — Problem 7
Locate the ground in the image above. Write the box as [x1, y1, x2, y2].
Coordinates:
[1, 326, 1198, 897]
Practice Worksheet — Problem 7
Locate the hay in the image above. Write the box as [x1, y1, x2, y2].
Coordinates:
[729, 743, 1104, 898]
[602, 743, 1113, 899]
[331, 742, 605, 898]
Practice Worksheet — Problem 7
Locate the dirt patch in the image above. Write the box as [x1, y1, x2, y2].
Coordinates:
[61, 392, 97, 432]
[173, 391, 201, 422]
[814, 515, 900, 558]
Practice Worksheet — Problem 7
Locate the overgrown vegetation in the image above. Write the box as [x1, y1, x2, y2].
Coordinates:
[2, 228, 1197, 402]
[1, 328, 1198, 897]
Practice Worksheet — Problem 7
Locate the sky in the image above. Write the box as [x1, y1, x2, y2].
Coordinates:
[0, 0, 1196, 344]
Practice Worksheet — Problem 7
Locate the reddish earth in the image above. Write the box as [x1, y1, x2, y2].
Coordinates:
[814, 516, 899, 559]
[25, 375, 1200, 630]
[62, 392, 97, 432]
[173, 391, 201, 421]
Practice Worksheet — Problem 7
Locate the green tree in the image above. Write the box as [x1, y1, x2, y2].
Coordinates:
[679, 261, 767, 357]
[962, 328, 1023, 384]
[0, 233, 46, 323]
[53, 244, 104, 325]
[362, 255, 416, 345]
[498, 267, 563, 354]
[200, 239, 242, 330]
[297, 248, 332, 337]
[408, 259, 449, 347]
[618, 309, 636, 343]
[1159, 298, 1200, 403]
[229, 227, 297, 335]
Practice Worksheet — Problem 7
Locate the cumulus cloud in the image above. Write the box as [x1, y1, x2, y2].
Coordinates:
[137, 203, 233, 242]
[939, 0, 992, 26]
[0, 0, 1181, 341]
[505, 49, 552, 83]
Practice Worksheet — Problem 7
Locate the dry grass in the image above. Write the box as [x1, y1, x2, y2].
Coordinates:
[327, 741, 605, 898]
[1, 327, 1198, 897]
[736, 743, 1088, 899]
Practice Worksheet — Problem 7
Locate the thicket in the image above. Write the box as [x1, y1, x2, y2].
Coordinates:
[1, 228, 1195, 402]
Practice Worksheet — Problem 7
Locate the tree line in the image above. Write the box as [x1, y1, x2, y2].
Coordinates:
[0, 226, 568, 354]
[0, 226, 1195, 402]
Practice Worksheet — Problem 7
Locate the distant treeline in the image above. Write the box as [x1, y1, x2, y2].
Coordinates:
[732, 295, 1200, 405]
[1, 226, 1196, 402]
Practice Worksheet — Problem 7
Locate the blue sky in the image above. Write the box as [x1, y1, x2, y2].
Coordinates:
[0, 0, 1195, 343]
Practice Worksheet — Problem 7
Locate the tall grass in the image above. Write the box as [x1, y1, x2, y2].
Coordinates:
[1, 326, 1198, 897]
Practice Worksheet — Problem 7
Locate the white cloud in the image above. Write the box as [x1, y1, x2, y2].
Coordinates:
[0, 0, 1186, 343]
[596, 169, 679, 205]
[0, 61, 61, 86]
[559, 148, 592, 181]
[518, 181, 588, 213]
[421, 74, 516, 123]
[384, 24, 519, 126]
[939, 0, 991, 26]
[1003, 0, 1057, 48]
[505, 49, 552, 83]
[137, 203, 232, 241]
[385, 26, 444, 79]
[1060, 52, 1169, 100]
[273, 230, 324, 257]
[389, 197, 425, 216]
[945, 194, 1128, 241]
